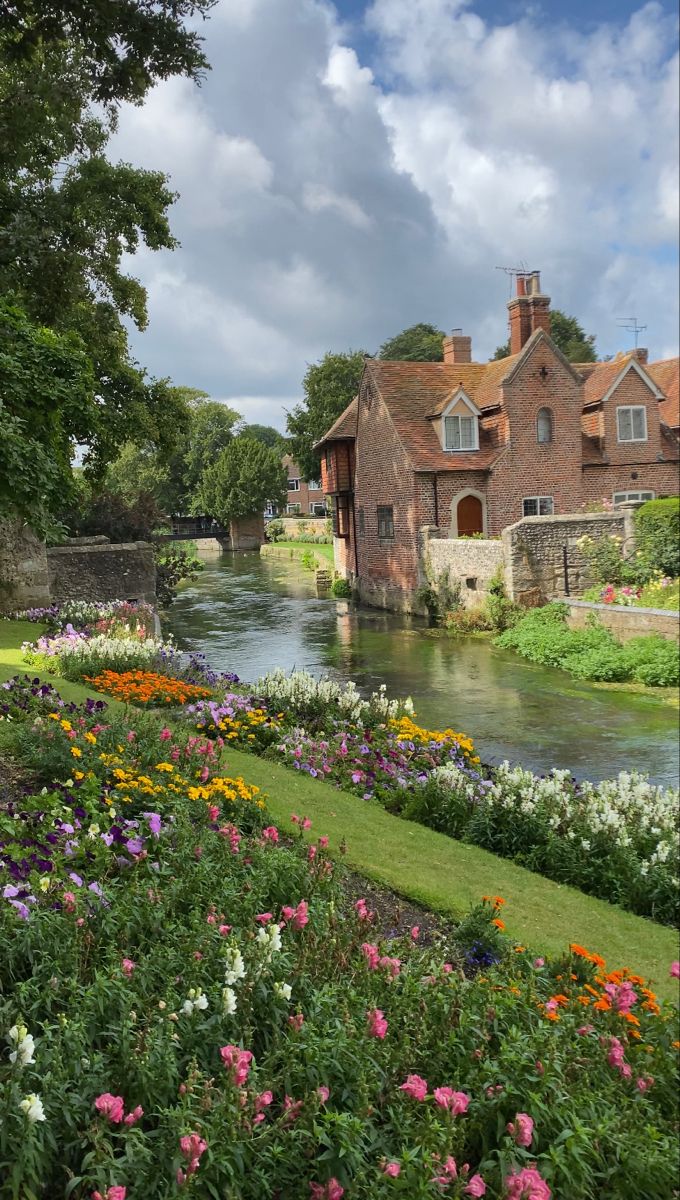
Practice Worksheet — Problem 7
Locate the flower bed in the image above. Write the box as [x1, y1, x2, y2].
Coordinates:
[0, 677, 678, 1199]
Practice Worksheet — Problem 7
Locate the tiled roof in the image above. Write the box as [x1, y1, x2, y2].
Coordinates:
[649, 358, 680, 428]
[315, 397, 358, 447]
[573, 356, 640, 406]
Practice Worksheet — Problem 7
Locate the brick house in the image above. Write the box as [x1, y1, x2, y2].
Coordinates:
[267, 454, 327, 518]
[317, 273, 679, 609]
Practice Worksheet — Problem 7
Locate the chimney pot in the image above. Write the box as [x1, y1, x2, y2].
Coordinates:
[516, 275, 527, 297]
[631, 347, 649, 365]
[507, 270, 551, 354]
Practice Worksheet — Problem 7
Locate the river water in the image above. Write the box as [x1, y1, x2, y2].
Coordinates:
[165, 551, 679, 786]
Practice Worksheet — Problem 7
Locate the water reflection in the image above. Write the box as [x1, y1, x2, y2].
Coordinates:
[165, 552, 679, 786]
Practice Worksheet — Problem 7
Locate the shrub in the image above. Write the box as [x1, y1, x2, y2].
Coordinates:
[635, 498, 680, 578]
[624, 636, 680, 687]
[576, 532, 645, 588]
[331, 577, 352, 599]
[265, 518, 285, 542]
[445, 606, 491, 634]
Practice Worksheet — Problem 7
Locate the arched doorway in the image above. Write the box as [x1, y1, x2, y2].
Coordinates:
[456, 494, 484, 537]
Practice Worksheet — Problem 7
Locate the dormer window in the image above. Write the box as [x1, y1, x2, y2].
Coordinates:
[441, 389, 480, 452]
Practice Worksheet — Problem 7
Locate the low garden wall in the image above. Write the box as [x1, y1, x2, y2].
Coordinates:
[47, 541, 156, 605]
[274, 516, 328, 538]
[501, 512, 629, 605]
[424, 533, 506, 609]
[0, 515, 51, 614]
[566, 599, 679, 643]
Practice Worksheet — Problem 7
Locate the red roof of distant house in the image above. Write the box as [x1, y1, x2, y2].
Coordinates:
[648, 358, 680, 428]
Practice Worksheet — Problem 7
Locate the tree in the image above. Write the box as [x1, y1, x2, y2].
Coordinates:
[379, 322, 445, 362]
[194, 437, 287, 527]
[286, 350, 366, 481]
[0, 298, 96, 532]
[238, 423, 286, 452]
[493, 310, 597, 362]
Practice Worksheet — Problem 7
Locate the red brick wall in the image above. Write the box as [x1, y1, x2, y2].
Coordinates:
[487, 340, 584, 533]
[416, 471, 490, 533]
[282, 455, 325, 515]
[582, 463, 679, 504]
[354, 382, 419, 590]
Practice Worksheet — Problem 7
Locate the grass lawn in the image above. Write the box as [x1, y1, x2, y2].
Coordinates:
[0, 620, 116, 706]
[264, 541, 334, 564]
[1, 618, 677, 1000]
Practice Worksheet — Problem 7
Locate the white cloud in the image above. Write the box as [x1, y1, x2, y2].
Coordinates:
[110, 0, 678, 421]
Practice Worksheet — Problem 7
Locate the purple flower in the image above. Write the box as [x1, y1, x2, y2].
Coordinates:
[69, 872, 84, 887]
[125, 837, 145, 856]
[144, 812, 162, 838]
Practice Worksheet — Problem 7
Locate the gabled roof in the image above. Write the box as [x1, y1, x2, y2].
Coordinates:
[576, 354, 663, 407]
[315, 397, 358, 448]
[648, 358, 680, 428]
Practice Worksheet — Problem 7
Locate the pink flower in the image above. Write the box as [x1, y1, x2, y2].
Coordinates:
[263, 826, 279, 843]
[309, 1182, 343, 1200]
[433, 1088, 470, 1115]
[126, 730, 136, 742]
[123, 1105, 143, 1126]
[94, 1093, 125, 1124]
[410, 925, 420, 940]
[307, 845, 317, 862]
[576, 1024, 594, 1036]
[378, 955, 401, 978]
[504, 1166, 551, 1200]
[208, 805, 220, 821]
[288, 1013, 304, 1031]
[533, 957, 544, 968]
[255, 1090, 274, 1113]
[319, 836, 329, 849]
[121, 958, 136, 977]
[92, 1190, 127, 1200]
[302, 817, 312, 831]
[218, 924, 232, 936]
[291, 813, 300, 824]
[382, 1162, 401, 1177]
[159, 727, 172, 741]
[670, 961, 680, 978]
[281, 905, 295, 922]
[507, 1112, 534, 1147]
[317, 1085, 330, 1103]
[637, 1074, 654, 1093]
[432, 1156, 458, 1185]
[282, 1095, 303, 1123]
[63, 891, 76, 913]
[399, 1074, 428, 1101]
[465, 1176, 486, 1197]
[292, 900, 309, 929]
[367, 1008, 388, 1039]
[535, 1061, 544, 1075]
[255, 912, 273, 924]
[220, 1044, 254, 1086]
[355, 898, 371, 920]
[361, 941, 380, 969]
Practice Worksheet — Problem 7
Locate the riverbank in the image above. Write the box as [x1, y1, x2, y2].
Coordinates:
[260, 540, 334, 568]
[2, 615, 678, 999]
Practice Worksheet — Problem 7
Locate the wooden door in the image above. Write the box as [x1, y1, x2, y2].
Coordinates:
[457, 495, 484, 536]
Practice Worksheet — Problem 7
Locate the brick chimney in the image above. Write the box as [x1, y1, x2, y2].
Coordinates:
[630, 347, 649, 365]
[507, 271, 551, 355]
[443, 329, 472, 363]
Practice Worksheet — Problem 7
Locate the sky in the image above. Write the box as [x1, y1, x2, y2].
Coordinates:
[111, 0, 680, 431]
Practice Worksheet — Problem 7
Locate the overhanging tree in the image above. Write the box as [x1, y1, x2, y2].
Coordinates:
[194, 438, 287, 527]
[379, 322, 445, 362]
[286, 350, 366, 481]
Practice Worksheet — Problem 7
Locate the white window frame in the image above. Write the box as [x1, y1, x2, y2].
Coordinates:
[286, 503, 301, 514]
[441, 389, 480, 452]
[287, 478, 300, 491]
[612, 490, 655, 505]
[616, 405, 647, 443]
[309, 503, 326, 516]
[307, 479, 321, 491]
[522, 496, 554, 517]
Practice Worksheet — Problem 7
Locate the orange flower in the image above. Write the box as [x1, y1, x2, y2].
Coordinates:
[593, 997, 612, 1012]
[86, 670, 212, 706]
[492, 896, 505, 907]
[491, 918, 506, 931]
[570, 944, 606, 970]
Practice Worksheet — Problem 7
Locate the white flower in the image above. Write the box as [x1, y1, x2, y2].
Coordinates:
[224, 948, 246, 986]
[274, 982, 292, 1001]
[222, 987, 237, 1015]
[193, 993, 209, 1011]
[19, 1093, 45, 1122]
[7, 1024, 36, 1068]
[256, 923, 282, 959]
[181, 989, 209, 1016]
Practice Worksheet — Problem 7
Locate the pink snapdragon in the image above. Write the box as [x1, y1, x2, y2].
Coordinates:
[177, 1132, 207, 1186]
[433, 1087, 470, 1115]
[317, 1086, 330, 1103]
[262, 826, 279, 843]
[94, 1093, 125, 1124]
[309, 1181, 343, 1199]
[355, 898, 373, 921]
[507, 1112, 534, 1147]
[636, 1074, 654, 1093]
[465, 1177, 487, 1197]
[382, 1162, 401, 1177]
[361, 942, 380, 969]
[607, 1036, 631, 1077]
[159, 727, 172, 741]
[255, 1090, 273, 1114]
[504, 1166, 551, 1199]
[92, 1189, 127, 1200]
[121, 958, 136, 978]
[367, 1008, 388, 1039]
[288, 1013, 304, 1031]
[399, 1074, 428, 1101]
[220, 1044, 253, 1086]
[670, 961, 679, 978]
[123, 1105, 143, 1127]
[318, 836, 329, 849]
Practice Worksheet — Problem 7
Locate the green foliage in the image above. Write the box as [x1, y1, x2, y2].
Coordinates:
[493, 308, 597, 362]
[194, 437, 287, 526]
[378, 322, 445, 362]
[0, 299, 96, 531]
[331, 577, 352, 598]
[444, 606, 492, 634]
[286, 350, 366, 481]
[57, 483, 168, 543]
[497, 604, 679, 687]
[484, 570, 521, 632]
[238, 423, 286, 451]
[634, 498, 680, 578]
[155, 544, 203, 608]
[577, 532, 645, 588]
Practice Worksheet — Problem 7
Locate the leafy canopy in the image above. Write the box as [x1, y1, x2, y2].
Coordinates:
[379, 322, 445, 362]
[238, 423, 287, 451]
[493, 310, 597, 362]
[194, 437, 288, 527]
[286, 350, 366, 481]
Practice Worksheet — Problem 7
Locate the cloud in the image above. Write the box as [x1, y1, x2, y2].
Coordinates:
[109, 0, 678, 423]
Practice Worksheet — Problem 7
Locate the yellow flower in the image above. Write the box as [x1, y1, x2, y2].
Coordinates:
[73, 770, 84, 780]
[70, 746, 82, 758]
[84, 732, 97, 745]
[60, 719, 72, 732]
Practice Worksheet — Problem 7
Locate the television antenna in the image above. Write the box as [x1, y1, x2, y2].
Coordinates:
[616, 316, 647, 349]
[495, 263, 533, 295]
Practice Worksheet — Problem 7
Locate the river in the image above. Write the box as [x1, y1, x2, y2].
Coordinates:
[165, 551, 679, 786]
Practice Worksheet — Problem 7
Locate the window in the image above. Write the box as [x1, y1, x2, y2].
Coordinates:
[308, 480, 321, 491]
[536, 407, 554, 443]
[310, 503, 326, 516]
[332, 496, 350, 538]
[358, 507, 365, 537]
[522, 496, 554, 516]
[444, 414, 477, 451]
[377, 505, 395, 540]
[286, 503, 301, 514]
[616, 406, 647, 442]
[287, 478, 300, 491]
[612, 490, 654, 505]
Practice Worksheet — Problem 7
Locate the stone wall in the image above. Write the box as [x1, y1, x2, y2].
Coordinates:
[230, 515, 265, 550]
[501, 512, 630, 605]
[274, 516, 329, 539]
[0, 515, 51, 614]
[422, 529, 506, 609]
[566, 600, 679, 643]
[47, 541, 156, 605]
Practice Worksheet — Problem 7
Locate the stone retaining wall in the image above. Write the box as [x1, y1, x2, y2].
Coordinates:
[47, 541, 156, 605]
[423, 531, 506, 609]
[566, 599, 679, 643]
[0, 516, 51, 614]
[274, 516, 328, 538]
[501, 512, 630, 605]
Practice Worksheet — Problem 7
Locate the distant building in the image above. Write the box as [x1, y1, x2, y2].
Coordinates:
[279, 453, 326, 517]
[317, 272, 679, 610]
